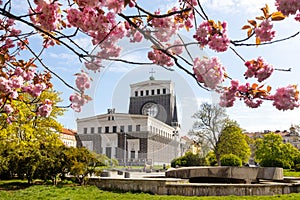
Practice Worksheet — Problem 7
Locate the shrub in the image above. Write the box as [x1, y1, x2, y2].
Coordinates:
[259, 158, 284, 168]
[171, 152, 206, 167]
[220, 154, 242, 167]
[206, 151, 217, 166]
[294, 164, 300, 172]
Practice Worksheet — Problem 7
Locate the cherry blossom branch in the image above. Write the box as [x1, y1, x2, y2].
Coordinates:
[135, 4, 191, 19]
[0, 8, 87, 60]
[232, 31, 300, 46]
[18, 39, 80, 93]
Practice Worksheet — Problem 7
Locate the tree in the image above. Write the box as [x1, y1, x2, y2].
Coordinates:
[0, 89, 65, 183]
[0, 1, 300, 120]
[217, 120, 251, 163]
[189, 103, 228, 166]
[255, 132, 300, 168]
[63, 147, 104, 185]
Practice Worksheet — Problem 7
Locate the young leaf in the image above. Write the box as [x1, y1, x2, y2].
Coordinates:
[256, 36, 261, 45]
[247, 29, 253, 37]
[271, 12, 286, 21]
[248, 20, 257, 27]
[242, 25, 251, 30]
[256, 16, 265, 20]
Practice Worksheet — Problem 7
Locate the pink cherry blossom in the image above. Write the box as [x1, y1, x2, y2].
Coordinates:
[30, 0, 62, 31]
[150, 8, 181, 42]
[255, 20, 275, 42]
[244, 57, 274, 82]
[272, 85, 300, 110]
[0, 77, 12, 93]
[295, 13, 300, 22]
[75, 72, 90, 92]
[85, 58, 102, 72]
[219, 80, 239, 107]
[275, 0, 300, 16]
[69, 93, 88, 112]
[3, 104, 14, 114]
[148, 49, 174, 67]
[37, 99, 53, 117]
[168, 39, 184, 55]
[193, 57, 226, 89]
[194, 20, 230, 52]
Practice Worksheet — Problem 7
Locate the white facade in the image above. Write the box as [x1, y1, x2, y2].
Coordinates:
[77, 112, 180, 165]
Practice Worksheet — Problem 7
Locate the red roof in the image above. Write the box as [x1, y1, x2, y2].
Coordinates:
[61, 128, 77, 136]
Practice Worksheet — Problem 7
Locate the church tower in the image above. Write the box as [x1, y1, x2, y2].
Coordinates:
[128, 76, 179, 127]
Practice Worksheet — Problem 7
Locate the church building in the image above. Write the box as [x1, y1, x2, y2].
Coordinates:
[77, 77, 183, 166]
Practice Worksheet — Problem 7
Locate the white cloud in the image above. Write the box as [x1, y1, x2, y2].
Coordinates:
[202, 0, 276, 15]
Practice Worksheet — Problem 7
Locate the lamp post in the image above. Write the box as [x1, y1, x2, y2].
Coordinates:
[173, 129, 179, 158]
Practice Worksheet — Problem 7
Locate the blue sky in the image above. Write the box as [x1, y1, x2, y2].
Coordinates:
[10, 0, 300, 133]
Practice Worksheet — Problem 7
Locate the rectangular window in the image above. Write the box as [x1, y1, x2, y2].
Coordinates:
[91, 127, 94, 134]
[140, 91, 144, 96]
[106, 147, 112, 158]
[113, 126, 117, 133]
[105, 126, 109, 133]
[136, 125, 141, 132]
[146, 90, 149, 95]
[135, 91, 138, 96]
[128, 125, 132, 132]
[157, 89, 160, 95]
[163, 88, 166, 94]
[98, 127, 102, 133]
[151, 89, 155, 95]
[120, 125, 125, 132]
[131, 151, 135, 159]
[83, 128, 87, 134]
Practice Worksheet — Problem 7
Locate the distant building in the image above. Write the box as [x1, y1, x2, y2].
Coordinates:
[59, 128, 77, 147]
[245, 126, 300, 149]
[77, 78, 188, 166]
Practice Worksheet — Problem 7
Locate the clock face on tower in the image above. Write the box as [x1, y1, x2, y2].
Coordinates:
[142, 102, 158, 117]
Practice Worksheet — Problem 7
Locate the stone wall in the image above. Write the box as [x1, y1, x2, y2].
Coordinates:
[89, 177, 300, 196]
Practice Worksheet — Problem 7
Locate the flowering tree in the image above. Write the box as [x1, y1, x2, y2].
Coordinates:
[0, 0, 299, 120]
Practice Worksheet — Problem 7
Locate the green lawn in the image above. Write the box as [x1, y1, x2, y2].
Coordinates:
[0, 180, 300, 200]
[283, 169, 300, 177]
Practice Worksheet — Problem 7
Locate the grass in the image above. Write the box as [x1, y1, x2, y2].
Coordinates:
[1, 180, 300, 200]
[283, 169, 300, 177]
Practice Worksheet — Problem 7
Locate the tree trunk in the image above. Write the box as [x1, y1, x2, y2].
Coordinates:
[216, 153, 221, 166]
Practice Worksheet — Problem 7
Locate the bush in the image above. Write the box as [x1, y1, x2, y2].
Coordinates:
[206, 151, 217, 166]
[220, 154, 242, 167]
[171, 152, 206, 168]
[259, 158, 284, 168]
[295, 164, 300, 172]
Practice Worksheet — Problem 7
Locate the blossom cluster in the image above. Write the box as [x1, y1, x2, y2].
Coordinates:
[193, 20, 230, 52]
[272, 85, 299, 110]
[0, 66, 52, 116]
[148, 49, 174, 67]
[244, 57, 274, 82]
[30, 0, 62, 31]
[255, 20, 275, 42]
[275, 0, 300, 16]
[193, 57, 226, 89]
[37, 99, 53, 118]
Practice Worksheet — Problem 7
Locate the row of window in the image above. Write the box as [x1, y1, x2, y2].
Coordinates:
[134, 88, 167, 97]
[82, 125, 174, 139]
[150, 125, 173, 139]
[83, 124, 141, 134]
